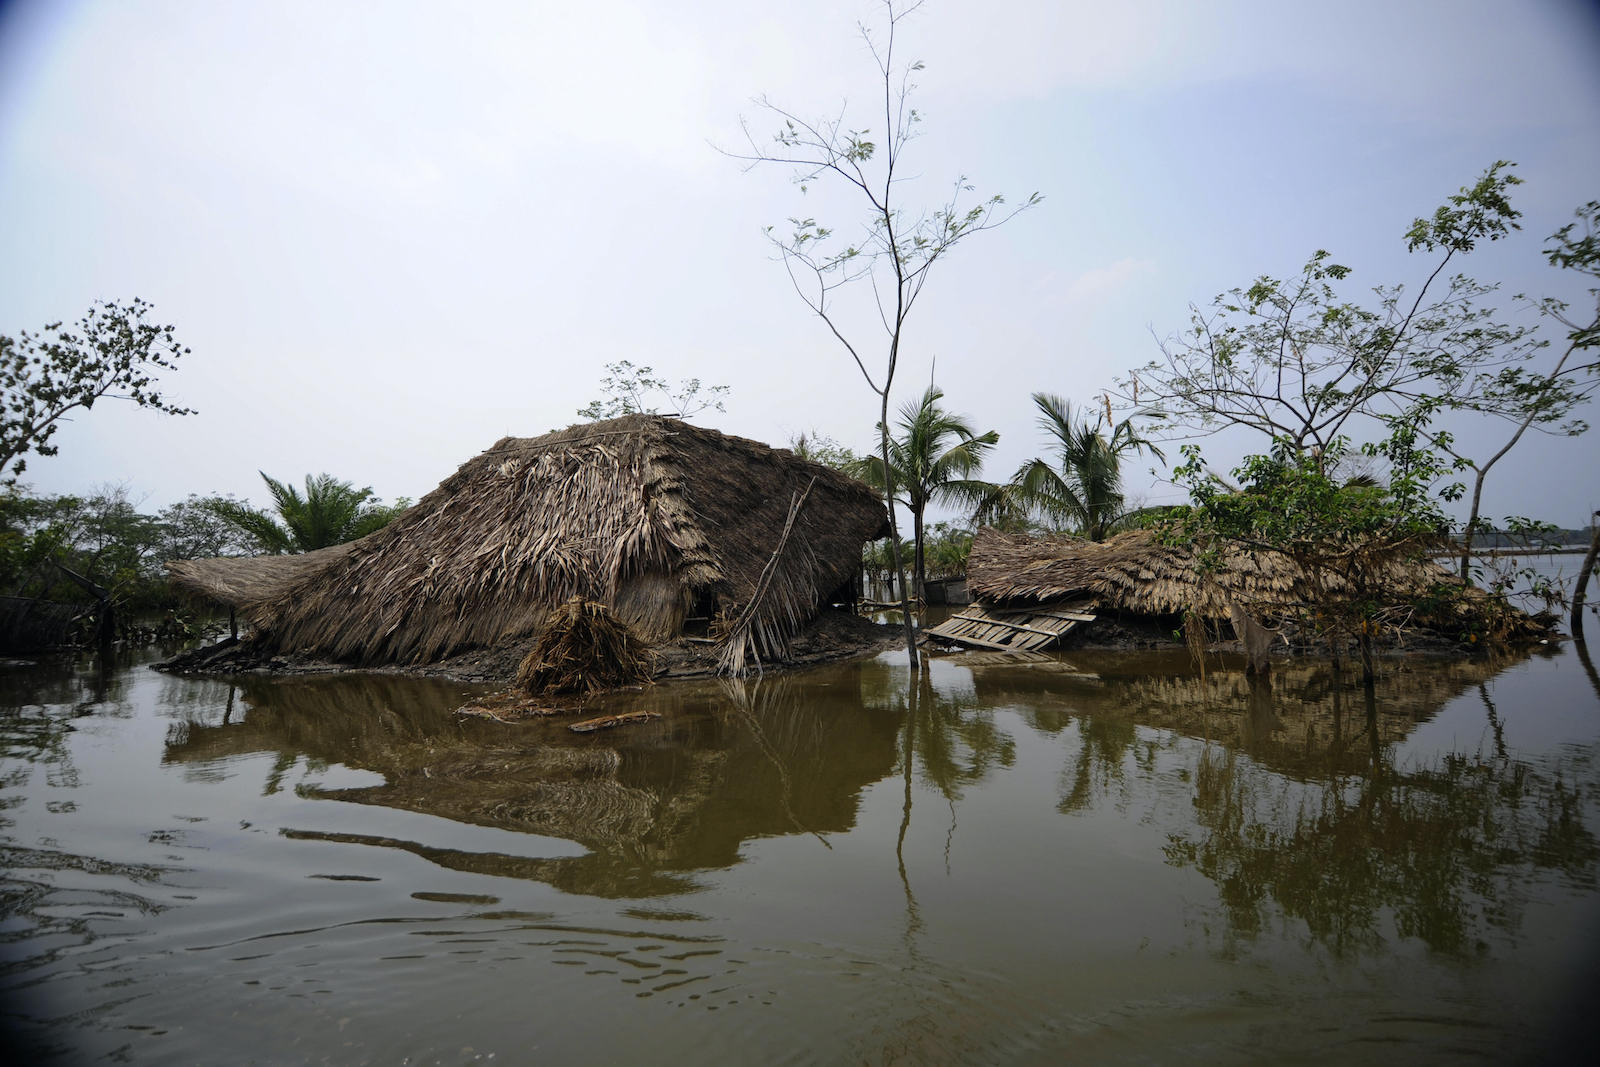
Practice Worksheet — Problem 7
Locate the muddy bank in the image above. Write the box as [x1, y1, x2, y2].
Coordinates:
[155, 608, 902, 684]
[155, 603, 1545, 686]
[994, 608, 1556, 660]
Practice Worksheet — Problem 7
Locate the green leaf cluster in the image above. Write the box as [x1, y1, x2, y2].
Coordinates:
[1, 485, 254, 611]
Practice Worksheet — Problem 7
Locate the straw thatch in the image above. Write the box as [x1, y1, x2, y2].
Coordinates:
[165, 544, 356, 613]
[517, 597, 655, 694]
[167, 415, 886, 667]
[966, 526, 1472, 624]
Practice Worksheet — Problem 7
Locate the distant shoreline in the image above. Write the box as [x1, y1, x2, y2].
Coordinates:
[1458, 547, 1592, 557]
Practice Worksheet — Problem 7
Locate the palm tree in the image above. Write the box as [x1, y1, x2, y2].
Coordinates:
[210, 473, 408, 554]
[851, 386, 999, 595]
[995, 394, 1164, 542]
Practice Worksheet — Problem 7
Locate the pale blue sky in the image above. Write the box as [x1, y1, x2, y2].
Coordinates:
[2, 0, 1597, 525]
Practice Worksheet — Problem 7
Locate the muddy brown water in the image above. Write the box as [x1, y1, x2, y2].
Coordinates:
[3, 634, 1599, 1063]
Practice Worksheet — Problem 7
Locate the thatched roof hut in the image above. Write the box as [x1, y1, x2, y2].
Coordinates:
[967, 527, 1319, 619]
[168, 415, 887, 667]
[963, 526, 1540, 643]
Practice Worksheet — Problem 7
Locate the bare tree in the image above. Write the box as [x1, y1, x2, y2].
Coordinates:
[577, 360, 730, 421]
[731, 0, 1039, 665]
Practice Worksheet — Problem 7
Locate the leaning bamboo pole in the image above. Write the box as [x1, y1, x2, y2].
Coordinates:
[717, 478, 817, 677]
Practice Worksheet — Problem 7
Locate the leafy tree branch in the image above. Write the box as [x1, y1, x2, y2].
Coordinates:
[1, 298, 193, 484]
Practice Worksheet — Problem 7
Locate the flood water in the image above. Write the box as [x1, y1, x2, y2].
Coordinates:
[3, 632, 1600, 1063]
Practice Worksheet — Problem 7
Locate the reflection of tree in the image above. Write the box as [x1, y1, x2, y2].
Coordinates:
[857, 659, 1017, 803]
[966, 650, 1534, 789]
[866, 659, 1027, 1062]
[1165, 744, 1599, 956]
[1576, 637, 1600, 705]
[954, 645, 1598, 958]
[1056, 715, 1140, 815]
[909, 673, 1016, 804]
[0, 658, 129, 816]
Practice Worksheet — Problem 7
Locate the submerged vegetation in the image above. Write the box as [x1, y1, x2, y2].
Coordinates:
[1, 485, 251, 626]
[0, 474, 408, 651]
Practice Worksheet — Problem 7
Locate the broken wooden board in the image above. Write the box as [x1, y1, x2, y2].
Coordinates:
[569, 710, 662, 734]
[922, 598, 1098, 652]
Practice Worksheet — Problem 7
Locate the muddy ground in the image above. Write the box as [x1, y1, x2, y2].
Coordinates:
[154, 603, 1534, 688]
[155, 608, 905, 684]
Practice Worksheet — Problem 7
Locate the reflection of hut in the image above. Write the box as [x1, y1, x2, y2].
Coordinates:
[161, 669, 904, 898]
[168, 415, 887, 667]
[927, 527, 1538, 652]
[958, 649, 1531, 778]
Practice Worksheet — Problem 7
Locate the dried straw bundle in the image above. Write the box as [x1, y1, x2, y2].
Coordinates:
[517, 597, 655, 695]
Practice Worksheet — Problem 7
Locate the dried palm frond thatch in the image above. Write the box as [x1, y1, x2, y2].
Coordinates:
[517, 598, 655, 695]
[968, 527, 1461, 621]
[168, 415, 886, 667]
[166, 543, 356, 615]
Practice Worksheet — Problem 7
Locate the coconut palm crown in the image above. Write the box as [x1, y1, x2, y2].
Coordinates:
[209, 473, 407, 555]
[994, 394, 1165, 542]
[850, 385, 999, 594]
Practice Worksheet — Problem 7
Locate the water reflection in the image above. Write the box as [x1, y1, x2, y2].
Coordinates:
[5, 643, 1600, 1060]
[162, 670, 904, 898]
[965, 651, 1550, 775]
[152, 645, 1600, 960]
[952, 648, 1600, 957]
[1167, 742, 1598, 956]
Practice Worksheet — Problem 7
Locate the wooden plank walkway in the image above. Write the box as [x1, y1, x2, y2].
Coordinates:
[922, 598, 1098, 651]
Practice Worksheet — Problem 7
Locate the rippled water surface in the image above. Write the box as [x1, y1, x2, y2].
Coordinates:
[3, 634, 1599, 1063]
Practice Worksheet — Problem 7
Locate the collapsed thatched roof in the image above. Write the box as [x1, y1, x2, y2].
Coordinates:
[965, 526, 1464, 621]
[166, 544, 356, 609]
[169, 415, 887, 665]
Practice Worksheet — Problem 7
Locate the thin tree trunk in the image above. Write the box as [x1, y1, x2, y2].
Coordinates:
[880, 395, 919, 668]
[1456, 342, 1581, 583]
[912, 506, 926, 600]
[1572, 512, 1600, 643]
[1359, 628, 1376, 688]
[1458, 471, 1484, 583]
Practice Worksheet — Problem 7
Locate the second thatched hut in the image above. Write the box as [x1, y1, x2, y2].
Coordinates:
[923, 526, 1543, 655]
